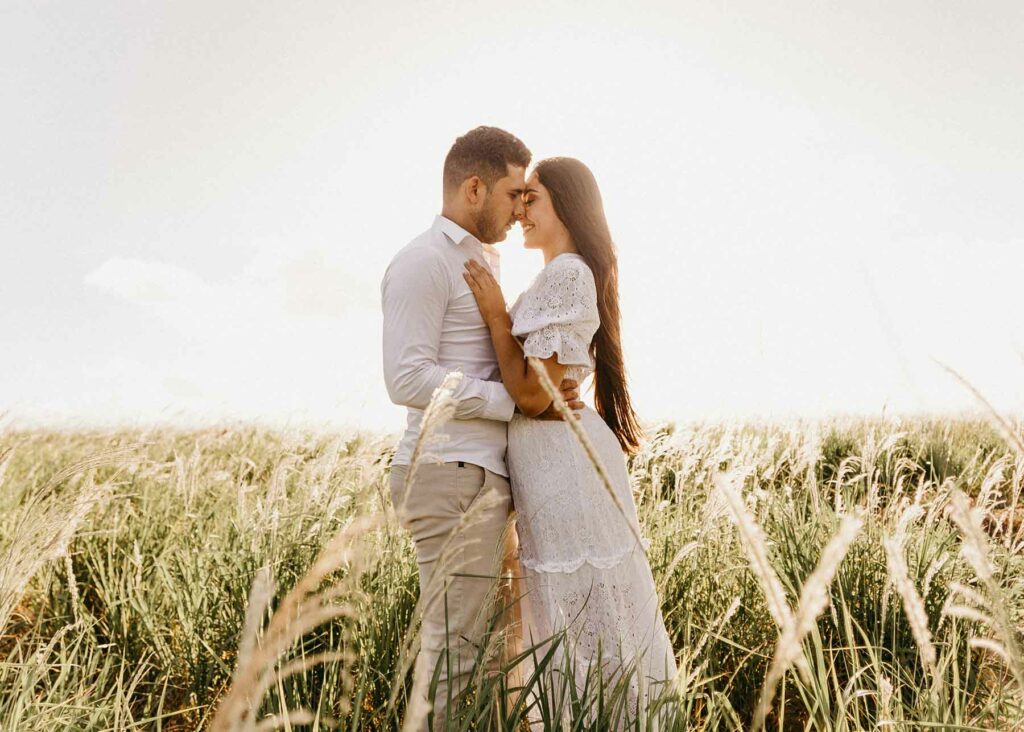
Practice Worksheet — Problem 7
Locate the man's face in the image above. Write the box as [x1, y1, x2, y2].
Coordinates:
[473, 163, 526, 244]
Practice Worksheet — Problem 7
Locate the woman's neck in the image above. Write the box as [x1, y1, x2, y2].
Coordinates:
[542, 238, 578, 265]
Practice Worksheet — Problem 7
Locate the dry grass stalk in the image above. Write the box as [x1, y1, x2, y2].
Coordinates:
[894, 503, 924, 544]
[752, 513, 863, 732]
[235, 566, 274, 681]
[527, 356, 644, 547]
[713, 471, 793, 632]
[882, 536, 938, 677]
[63, 553, 81, 626]
[947, 489, 1024, 689]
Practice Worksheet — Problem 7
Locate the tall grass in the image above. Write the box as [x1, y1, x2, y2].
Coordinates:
[1, 412, 1022, 729]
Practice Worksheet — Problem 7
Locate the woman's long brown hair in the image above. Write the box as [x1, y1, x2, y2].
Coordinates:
[534, 157, 643, 453]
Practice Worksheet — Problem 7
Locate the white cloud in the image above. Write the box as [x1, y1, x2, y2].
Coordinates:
[85, 247, 377, 330]
[75, 248, 400, 430]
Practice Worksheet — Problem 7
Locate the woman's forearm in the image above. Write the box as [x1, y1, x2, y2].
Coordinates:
[485, 313, 549, 416]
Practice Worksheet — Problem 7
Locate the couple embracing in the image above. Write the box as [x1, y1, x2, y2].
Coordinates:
[382, 126, 676, 728]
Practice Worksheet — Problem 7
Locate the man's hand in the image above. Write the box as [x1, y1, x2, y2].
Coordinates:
[533, 378, 585, 421]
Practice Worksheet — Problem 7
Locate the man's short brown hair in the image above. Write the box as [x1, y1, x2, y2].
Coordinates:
[443, 126, 531, 195]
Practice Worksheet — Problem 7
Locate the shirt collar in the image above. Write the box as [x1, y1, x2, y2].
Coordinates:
[434, 215, 501, 276]
[434, 215, 480, 248]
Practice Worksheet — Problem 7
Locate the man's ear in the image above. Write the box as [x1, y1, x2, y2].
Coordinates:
[464, 175, 486, 206]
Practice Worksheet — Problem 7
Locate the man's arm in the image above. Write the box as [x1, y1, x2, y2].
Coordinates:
[381, 249, 516, 421]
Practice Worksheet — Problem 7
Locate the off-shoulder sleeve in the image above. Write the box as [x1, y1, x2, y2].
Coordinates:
[511, 257, 599, 367]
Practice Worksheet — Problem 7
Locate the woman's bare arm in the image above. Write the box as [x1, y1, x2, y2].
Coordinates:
[462, 259, 574, 418]
[482, 310, 567, 417]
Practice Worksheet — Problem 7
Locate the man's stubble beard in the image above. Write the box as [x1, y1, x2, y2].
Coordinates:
[473, 197, 506, 245]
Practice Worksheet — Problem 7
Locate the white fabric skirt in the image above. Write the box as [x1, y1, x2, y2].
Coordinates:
[508, 407, 677, 725]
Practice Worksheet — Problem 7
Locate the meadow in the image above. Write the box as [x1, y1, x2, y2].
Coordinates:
[1, 402, 1023, 730]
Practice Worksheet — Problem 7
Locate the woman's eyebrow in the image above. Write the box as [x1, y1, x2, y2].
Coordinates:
[524, 186, 539, 194]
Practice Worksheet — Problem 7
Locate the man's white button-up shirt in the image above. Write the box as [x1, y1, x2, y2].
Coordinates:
[381, 215, 517, 477]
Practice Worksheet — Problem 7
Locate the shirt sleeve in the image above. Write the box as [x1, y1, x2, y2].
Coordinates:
[512, 259, 599, 367]
[381, 248, 516, 422]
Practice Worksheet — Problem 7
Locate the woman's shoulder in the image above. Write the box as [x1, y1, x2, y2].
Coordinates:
[517, 253, 597, 320]
[512, 253, 600, 338]
[547, 252, 590, 273]
[537, 253, 594, 290]
[514, 254, 594, 317]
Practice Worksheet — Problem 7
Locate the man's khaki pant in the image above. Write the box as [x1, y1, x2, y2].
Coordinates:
[390, 462, 520, 729]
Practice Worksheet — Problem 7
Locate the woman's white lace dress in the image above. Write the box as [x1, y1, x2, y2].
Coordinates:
[506, 253, 677, 722]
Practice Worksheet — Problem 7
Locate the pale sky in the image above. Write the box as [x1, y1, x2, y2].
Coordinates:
[2, 1, 1022, 432]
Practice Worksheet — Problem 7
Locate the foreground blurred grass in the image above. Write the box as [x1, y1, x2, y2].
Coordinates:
[1, 418, 1022, 730]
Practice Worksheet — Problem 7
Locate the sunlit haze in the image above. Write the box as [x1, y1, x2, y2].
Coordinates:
[3, 1, 1022, 432]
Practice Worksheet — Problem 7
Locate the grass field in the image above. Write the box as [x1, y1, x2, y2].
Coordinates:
[1, 410, 1023, 730]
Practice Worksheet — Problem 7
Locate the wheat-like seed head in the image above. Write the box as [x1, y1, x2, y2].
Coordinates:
[883, 536, 938, 676]
[878, 674, 896, 723]
[969, 637, 1012, 665]
[942, 602, 990, 625]
[714, 471, 793, 632]
[947, 489, 995, 582]
[947, 581, 989, 610]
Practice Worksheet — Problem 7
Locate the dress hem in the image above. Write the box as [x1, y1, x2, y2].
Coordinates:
[518, 539, 651, 574]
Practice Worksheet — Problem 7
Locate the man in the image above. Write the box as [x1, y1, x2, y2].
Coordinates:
[381, 126, 582, 727]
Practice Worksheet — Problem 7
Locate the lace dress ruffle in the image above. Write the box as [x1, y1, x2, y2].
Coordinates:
[509, 253, 599, 379]
[518, 539, 651, 574]
[519, 544, 678, 692]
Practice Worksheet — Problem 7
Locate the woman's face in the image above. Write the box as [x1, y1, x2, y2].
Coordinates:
[520, 172, 570, 250]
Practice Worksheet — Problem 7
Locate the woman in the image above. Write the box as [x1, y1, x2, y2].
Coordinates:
[461, 157, 677, 723]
